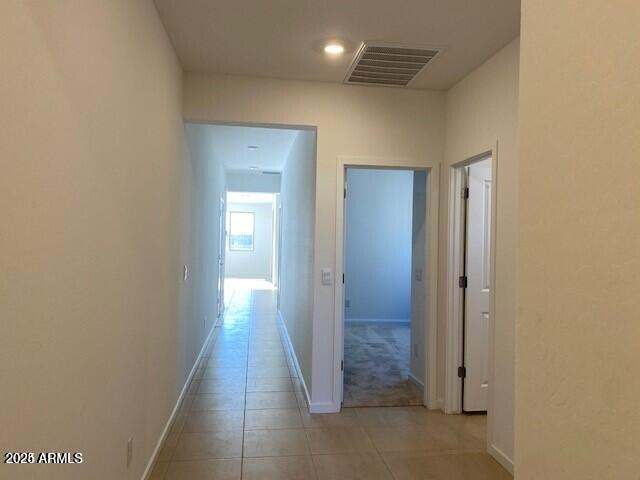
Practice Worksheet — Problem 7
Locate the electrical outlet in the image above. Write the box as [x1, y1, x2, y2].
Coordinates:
[345, 299, 350, 308]
[126, 437, 133, 468]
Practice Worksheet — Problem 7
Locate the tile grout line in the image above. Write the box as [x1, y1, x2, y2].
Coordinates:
[239, 286, 255, 480]
[308, 449, 321, 480]
[358, 408, 399, 480]
[272, 296, 321, 477]
[378, 447, 399, 480]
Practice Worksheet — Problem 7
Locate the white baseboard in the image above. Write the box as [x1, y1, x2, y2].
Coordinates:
[277, 310, 312, 409]
[408, 371, 437, 410]
[345, 318, 410, 324]
[309, 402, 341, 414]
[488, 443, 514, 475]
[424, 396, 442, 411]
[141, 324, 217, 480]
[277, 311, 341, 414]
[407, 372, 425, 392]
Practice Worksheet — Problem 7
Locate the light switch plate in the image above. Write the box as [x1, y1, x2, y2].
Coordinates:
[321, 268, 332, 286]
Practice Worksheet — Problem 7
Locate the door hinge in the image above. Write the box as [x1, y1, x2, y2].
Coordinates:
[458, 366, 466, 378]
[342, 273, 345, 284]
[344, 188, 347, 198]
[458, 276, 468, 288]
[461, 187, 469, 199]
[341, 360, 344, 371]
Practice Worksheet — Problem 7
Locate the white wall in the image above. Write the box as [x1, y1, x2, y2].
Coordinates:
[345, 169, 413, 321]
[517, 2, 640, 478]
[225, 202, 274, 280]
[441, 38, 520, 470]
[184, 73, 445, 409]
[226, 171, 281, 193]
[0, 2, 220, 479]
[410, 171, 428, 385]
[279, 130, 317, 390]
[184, 123, 227, 351]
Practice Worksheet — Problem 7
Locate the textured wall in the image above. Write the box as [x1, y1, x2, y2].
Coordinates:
[517, 1, 640, 478]
[0, 1, 215, 478]
[279, 131, 317, 390]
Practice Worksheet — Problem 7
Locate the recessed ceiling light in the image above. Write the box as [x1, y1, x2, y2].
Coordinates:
[248, 145, 259, 150]
[324, 42, 344, 56]
[249, 166, 258, 170]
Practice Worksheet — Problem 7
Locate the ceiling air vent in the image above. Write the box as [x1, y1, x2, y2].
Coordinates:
[344, 43, 441, 87]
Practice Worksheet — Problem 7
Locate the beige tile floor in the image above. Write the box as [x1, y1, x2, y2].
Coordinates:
[149, 279, 511, 480]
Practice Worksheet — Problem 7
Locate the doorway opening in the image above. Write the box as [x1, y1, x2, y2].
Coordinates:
[223, 191, 281, 309]
[186, 121, 313, 321]
[445, 152, 495, 415]
[224, 191, 279, 284]
[341, 167, 428, 407]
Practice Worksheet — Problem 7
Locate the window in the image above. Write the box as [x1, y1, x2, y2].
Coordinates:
[229, 212, 255, 251]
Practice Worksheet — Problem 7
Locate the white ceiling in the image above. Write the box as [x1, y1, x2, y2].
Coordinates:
[154, 0, 520, 90]
[188, 124, 300, 172]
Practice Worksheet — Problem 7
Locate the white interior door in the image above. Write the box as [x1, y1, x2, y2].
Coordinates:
[217, 196, 226, 319]
[276, 201, 283, 309]
[463, 158, 492, 412]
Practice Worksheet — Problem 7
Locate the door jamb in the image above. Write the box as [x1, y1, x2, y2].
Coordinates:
[216, 195, 227, 324]
[444, 145, 498, 422]
[333, 156, 440, 410]
[276, 197, 283, 309]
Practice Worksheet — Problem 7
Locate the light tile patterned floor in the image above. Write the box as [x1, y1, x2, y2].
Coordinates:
[344, 321, 423, 407]
[149, 279, 511, 479]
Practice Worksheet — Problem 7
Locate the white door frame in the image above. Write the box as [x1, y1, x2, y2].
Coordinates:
[271, 194, 280, 287]
[444, 145, 498, 418]
[216, 195, 227, 323]
[333, 155, 440, 409]
[276, 197, 283, 309]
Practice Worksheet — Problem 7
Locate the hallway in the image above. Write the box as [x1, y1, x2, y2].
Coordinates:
[149, 279, 510, 479]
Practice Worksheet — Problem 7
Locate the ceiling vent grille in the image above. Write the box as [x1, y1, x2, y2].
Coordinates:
[344, 43, 441, 88]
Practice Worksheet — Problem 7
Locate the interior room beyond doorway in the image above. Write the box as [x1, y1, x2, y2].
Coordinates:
[342, 168, 427, 407]
[225, 191, 278, 284]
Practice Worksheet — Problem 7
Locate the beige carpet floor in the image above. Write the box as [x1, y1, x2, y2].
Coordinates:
[343, 321, 423, 407]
